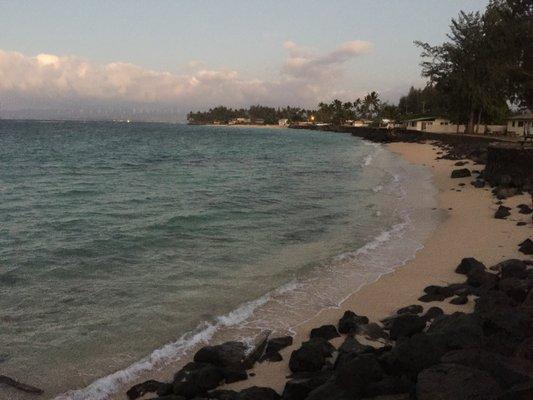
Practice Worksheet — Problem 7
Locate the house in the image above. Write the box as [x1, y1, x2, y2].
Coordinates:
[507, 111, 533, 136]
[352, 119, 372, 127]
[278, 118, 289, 126]
[405, 116, 454, 132]
[253, 118, 265, 125]
[229, 117, 251, 125]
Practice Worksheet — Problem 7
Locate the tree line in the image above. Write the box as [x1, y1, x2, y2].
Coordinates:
[187, 105, 309, 125]
[188, 0, 531, 132]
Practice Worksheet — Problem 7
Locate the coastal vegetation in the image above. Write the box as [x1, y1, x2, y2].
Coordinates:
[187, 0, 532, 131]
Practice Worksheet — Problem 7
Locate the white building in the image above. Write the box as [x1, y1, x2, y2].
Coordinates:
[352, 119, 372, 127]
[278, 118, 289, 126]
[507, 112, 533, 136]
[405, 116, 454, 132]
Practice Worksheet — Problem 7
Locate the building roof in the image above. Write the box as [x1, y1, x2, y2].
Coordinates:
[404, 116, 445, 122]
[508, 112, 533, 120]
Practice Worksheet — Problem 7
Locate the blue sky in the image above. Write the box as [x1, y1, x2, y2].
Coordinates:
[0, 0, 489, 119]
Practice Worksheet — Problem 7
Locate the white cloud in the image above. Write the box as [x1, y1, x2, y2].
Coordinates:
[0, 41, 373, 117]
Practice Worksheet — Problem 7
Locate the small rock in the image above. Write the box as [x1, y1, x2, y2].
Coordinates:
[496, 187, 518, 199]
[495, 205, 511, 219]
[518, 239, 533, 255]
[517, 204, 533, 214]
[397, 304, 423, 315]
[450, 295, 468, 305]
[451, 168, 471, 178]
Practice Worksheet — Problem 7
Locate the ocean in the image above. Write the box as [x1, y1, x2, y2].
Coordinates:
[0, 121, 441, 399]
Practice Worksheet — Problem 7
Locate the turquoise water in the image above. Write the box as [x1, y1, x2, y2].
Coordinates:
[0, 121, 439, 399]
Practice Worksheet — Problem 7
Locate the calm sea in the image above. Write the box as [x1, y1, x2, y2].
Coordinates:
[0, 121, 440, 399]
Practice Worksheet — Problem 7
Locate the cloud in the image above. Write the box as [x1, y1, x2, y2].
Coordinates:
[282, 40, 372, 80]
[0, 41, 373, 118]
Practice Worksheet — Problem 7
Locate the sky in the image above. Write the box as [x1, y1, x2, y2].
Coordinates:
[0, 0, 490, 121]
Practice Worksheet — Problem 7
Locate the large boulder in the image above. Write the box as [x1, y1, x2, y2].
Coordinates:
[441, 348, 533, 389]
[335, 353, 384, 397]
[194, 342, 246, 368]
[357, 322, 389, 341]
[456, 258, 486, 275]
[234, 386, 280, 400]
[497, 381, 533, 400]
[381, 333, 448, 379]
[193, 342, 247, 383]
[427, 312, 484, 350]
[127, 380, 172, 399]
[387, 314, 426, 340]
[335, 336, 376, 370]
[498, 259, 528, 279]
[172, 362, 225, 398]
[422, 307, 444, 322]
[337, 311, 369, 334]
[207, 389, 239, 400]
[466, 270, 499, 291]
[281, 371, 332, 400]
[288, 338, 334, 373]
[260, 336, 293, 363]
[304, 380, 348, 400]
[416, 363, 503, 400]
[309, 325, 340, 341]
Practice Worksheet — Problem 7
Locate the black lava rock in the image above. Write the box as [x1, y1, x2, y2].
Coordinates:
[309, 325, 340, 341]
[495, 205, 511, 219]
[451, 168, 471, 178]
[337, 310, 369, 334]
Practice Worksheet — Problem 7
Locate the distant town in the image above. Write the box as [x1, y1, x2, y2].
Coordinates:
[187, 88, 532, 138]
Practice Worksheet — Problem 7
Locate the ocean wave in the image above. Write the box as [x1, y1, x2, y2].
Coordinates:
[53, 281, 301, 400]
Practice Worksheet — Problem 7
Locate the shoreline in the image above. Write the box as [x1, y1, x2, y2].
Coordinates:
[49, 140, 532, 400]
[220, 141, 531, 394]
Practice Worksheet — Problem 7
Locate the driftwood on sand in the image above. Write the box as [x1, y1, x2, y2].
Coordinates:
[0, 375, 43, 395]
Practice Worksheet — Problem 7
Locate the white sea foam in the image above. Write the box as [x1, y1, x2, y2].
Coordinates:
[54, 281, 302, 400]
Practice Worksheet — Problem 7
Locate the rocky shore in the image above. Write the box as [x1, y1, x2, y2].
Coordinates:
[125, 251, 533, 400]
[119, 137, 532, 400]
